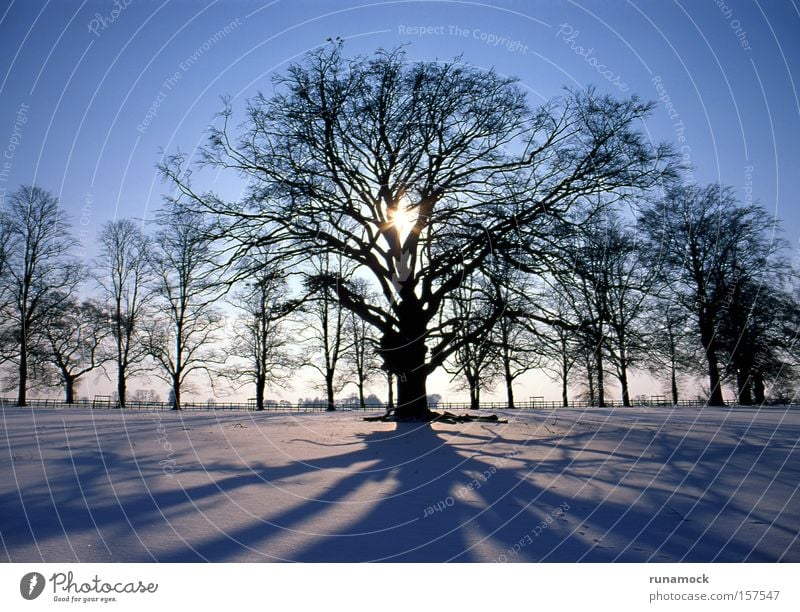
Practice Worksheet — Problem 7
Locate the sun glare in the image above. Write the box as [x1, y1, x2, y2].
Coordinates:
[391, 199, 416, 240]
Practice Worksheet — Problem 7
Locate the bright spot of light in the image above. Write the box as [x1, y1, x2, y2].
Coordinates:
[390, 198, 417, 241]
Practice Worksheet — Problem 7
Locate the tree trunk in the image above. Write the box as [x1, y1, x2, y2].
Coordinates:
[171, 377, 181, 410]
[117, 365, 127, 408]
[255, 374, 266, 411]
[585, 353, 595, 406]
[736, 367, 752, 406]
[561, 343, 570, 407]
[325, 371, 335, 411]
[358, 380, 366, 411]
[65, 376, 75, 404]
[17, 340, 28, 407]
[618, 361, 631, 408]
[386, 371, 394, 409]
[395, 370, 429, 418]
[596, 349, 606, 408]
[752, 371, 766, 405]
[504, 361, 515, 409]
[670, 360, 679, 405]
[699, 320, 725, 406]
[467, 375, 479, 410]
[380, 315, 430, 419]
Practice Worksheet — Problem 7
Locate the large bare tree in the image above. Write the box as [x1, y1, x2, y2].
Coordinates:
[95, 219, 154, 407]
[0, 186, 82, 405]
[162, 45, 675, 418]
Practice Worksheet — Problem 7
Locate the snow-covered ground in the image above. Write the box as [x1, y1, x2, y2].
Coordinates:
[1, 404, 798, 562]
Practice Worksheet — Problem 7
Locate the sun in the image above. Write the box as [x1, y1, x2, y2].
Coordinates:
[390, 199, 417, 240]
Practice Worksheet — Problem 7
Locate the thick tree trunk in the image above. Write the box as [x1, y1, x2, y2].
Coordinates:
[358, 380, 366, 410]
[561, 348, 570, 407]
[380, 313, 430, 419]
[386, 371, 394, 409]
[752, 372, 766, 405]
[699, 321, 725, 406]
[395, 370, 429, 418]
[171, 377, 181, 410]
[468, 383, 480, 411]
[65, 377, 75, 404]
[670, 362, 679, 405]
[736, 367, 753, 405]
[17, 340, 28, 407]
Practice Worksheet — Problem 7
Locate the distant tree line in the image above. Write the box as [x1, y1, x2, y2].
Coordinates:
[1, 46, 798, 412]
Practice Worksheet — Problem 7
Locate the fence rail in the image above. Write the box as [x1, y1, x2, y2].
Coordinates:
[1, 397, 796, 412]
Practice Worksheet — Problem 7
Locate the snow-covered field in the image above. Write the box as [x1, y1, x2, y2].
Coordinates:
[1, 404, 798, 562]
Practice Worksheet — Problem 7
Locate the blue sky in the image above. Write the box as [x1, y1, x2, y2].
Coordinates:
[1, 0, 799, 402]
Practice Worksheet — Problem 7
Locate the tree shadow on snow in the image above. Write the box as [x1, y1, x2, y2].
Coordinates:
[2, 416, 797, 562]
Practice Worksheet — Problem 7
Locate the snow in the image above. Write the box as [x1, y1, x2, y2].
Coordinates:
[1, 404, 798, 562]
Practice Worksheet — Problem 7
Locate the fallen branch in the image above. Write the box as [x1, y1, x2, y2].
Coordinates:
[364, 410, 507, 424]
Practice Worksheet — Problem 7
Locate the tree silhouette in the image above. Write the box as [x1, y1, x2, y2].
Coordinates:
[39, 298, 108, 404]
[95, 219, 154, 407]
[0, 186, 82, 406]
[142, 209, 224, 410]
[641, 184, 779, 406]
[162, 45, 674, 418]
[301, 252, 354, 412]
[223, 247, 299, 411]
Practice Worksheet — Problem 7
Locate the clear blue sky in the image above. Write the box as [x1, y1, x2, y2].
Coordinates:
[1, 0, 799, 401]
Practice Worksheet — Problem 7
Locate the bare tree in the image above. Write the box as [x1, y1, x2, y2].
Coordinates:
[342, 280, 381, 410]
[485, 265, 541, 409]
[640, 297, 697, 404]
[641, 184, 778, 406]
[224, 248, 299, 410]
[444, 279, 501, 409]
[302, 252, 352, 411]
[0, 186, 82, 405]
[556, 229, 612, 407]
[582, 213, 653, 407]
[0, 215, 12, 361]
[536, 294, 582, 407]
[95, 219, 154, 407]
[162, 45, 675, 418]
[716, 253, 800, 405]
[39, 298, 108, 403]
[143, 209, 224, 410]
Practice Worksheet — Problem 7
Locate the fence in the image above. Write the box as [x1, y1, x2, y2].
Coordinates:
[0, 397, 386, 412]
[1, 396, 792, 412]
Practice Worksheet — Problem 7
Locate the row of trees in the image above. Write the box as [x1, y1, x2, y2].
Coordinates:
[0, 180, 797, 410]
[438, 184, 800, 410]
[2, 46, 798, 413]
[0, 188, 367, 409]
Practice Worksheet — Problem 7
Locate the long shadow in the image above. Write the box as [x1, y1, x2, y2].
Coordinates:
[2, 413, 798, 562]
